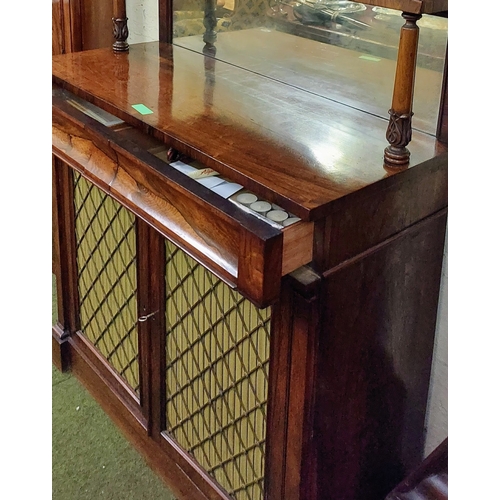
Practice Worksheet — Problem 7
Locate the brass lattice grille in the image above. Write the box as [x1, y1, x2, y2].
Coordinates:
[73, 173, 139, 393]
[165, 241, 271, 500]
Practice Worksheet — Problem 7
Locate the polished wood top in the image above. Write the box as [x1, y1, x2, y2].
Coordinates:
[53, 38, 445, 220]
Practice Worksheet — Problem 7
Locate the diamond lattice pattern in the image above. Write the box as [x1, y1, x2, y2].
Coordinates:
[165, 240, 271, 500]
[74, 173, 139, 393]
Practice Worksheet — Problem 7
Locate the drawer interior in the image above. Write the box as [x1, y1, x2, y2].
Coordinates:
[53, 86, 313, 307]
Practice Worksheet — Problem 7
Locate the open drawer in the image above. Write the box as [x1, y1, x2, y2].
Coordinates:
[52, 88, 313, 307]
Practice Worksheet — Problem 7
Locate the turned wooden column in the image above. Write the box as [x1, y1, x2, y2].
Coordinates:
[203, 45, 216, 111]
[384, 12, 421, 169]
[203, 0, 218, 46]
[113, 0, 129, 52]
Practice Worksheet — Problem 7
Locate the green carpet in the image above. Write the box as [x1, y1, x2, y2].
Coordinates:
[52, 278, 176, 499]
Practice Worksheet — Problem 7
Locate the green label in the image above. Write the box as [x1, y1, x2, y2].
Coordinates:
[359, 55, 381, 62]
[131, 104, 154, 115]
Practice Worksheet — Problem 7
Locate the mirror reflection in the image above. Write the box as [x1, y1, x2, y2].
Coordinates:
[171, 0, 448, 135]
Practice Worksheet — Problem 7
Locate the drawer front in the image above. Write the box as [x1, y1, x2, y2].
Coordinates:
[52, 91, 313, 307]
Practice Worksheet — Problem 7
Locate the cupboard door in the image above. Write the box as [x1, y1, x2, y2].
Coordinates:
[73, 172, 141, 396]
[162, 239, 271, 500]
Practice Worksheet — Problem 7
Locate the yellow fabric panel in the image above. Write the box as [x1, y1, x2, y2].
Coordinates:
[73, 174, 139, 393]
[72, 172, 271, 498]
[165, 240, 270, 500]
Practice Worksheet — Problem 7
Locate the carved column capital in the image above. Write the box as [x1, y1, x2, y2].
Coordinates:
[112, 17, 129, 52]
[384, 109, 413, 168]
[203, 0, 218, 46]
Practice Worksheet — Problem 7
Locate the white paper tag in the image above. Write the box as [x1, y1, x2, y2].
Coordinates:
[197, 177, 226, 189]
[211, 182, 244, 199]
[169, 161, 198, 175]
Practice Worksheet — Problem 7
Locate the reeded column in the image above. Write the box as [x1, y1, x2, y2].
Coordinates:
[384, 12, 421, 169]
[113, 0, 129, 52]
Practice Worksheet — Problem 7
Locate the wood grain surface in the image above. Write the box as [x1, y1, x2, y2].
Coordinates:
[52, 39, 445, 221]
[52, 0, 114, 54]
[52, 0, 64, 55]
[313, 152, 447, 270]
[81, 0, 114, 50]
[313, 210, 447, 499]
[53, 94, 314, 306]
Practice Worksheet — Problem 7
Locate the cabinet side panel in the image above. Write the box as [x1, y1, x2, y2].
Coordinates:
[313, 154, 447, 271]
[314, 211, 447, 500]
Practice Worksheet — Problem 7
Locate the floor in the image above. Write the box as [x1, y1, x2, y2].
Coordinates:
[52, 278, 176, 500]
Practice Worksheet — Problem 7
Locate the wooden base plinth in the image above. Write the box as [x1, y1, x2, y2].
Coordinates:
[52, 323, 71, 372]
[384, 145, 410, 169]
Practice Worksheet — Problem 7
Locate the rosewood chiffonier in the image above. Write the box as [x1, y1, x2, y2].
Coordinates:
[52, 1, 448, 498]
